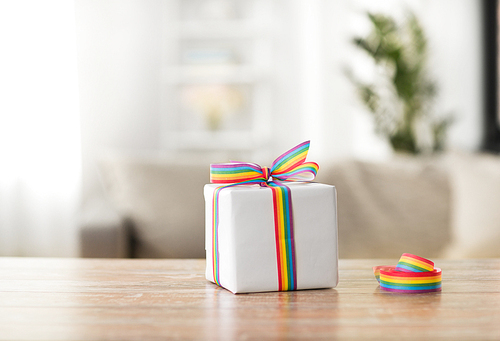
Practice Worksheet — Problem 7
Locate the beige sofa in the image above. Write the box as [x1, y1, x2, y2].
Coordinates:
[79, 152, 500, 259]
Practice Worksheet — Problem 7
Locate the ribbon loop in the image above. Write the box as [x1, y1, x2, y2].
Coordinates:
[209, 141, 318, 291]
[210, 140, 319, 185]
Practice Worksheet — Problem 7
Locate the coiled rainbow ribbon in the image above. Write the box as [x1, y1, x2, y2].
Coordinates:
[373, 253, 442, 293]
[210, 141, 319, 291]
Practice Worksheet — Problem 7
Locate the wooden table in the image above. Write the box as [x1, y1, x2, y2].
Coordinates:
[0, 258, 499, 340]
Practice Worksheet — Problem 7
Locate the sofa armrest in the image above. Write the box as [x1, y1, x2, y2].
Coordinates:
[79, 201, 130, 258]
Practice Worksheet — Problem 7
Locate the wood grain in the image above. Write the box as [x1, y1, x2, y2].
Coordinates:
[0, 258, 499, 340]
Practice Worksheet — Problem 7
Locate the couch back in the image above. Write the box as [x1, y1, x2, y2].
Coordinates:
[100, 154, 456, 259]
[316, 158, 451, 258]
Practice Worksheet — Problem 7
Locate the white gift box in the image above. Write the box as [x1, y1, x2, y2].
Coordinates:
[204, 182, 338, 294]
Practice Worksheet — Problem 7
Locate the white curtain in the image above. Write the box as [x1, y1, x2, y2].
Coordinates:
[0, 1, 81, 256]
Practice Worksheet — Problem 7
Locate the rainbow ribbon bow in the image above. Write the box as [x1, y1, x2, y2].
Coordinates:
[210, 141, 319, 291]
[373, 253, 442, 293]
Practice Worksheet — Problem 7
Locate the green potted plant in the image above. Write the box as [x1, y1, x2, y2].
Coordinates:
[350, 12, 453, 154]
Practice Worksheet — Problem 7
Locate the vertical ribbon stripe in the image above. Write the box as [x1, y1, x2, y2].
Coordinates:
[210, 141, 317, 291]
[267, 182, 297, 291]
[212, 186, 222, 286]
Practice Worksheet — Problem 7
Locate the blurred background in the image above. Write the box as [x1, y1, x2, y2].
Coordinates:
[1, 0, 499, 259]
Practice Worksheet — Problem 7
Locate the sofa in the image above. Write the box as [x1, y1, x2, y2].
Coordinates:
[79, 151, 500, 259]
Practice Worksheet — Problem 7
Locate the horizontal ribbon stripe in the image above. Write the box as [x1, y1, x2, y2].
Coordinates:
[374, 254, 442, 294]
[379, 281, 442, 288]
[210, 163, 266, 184]
[210, 141, 317, 291]
[380, 278, 441, 285]
[380, 276, 441, 283]
[395, 263, 428, 272]
[378, 288, 441, 294]
[380, 280, 441, 289]
[378, 268, 442, 279]
[380, 285, 442, 292]
[381, 271, 441, 279]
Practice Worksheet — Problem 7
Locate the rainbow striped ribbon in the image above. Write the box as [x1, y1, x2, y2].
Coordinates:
[373, 253, 442, 293]
[210, 141, 319, 291]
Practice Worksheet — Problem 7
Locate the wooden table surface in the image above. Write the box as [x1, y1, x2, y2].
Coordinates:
[0, 258, 499, 340]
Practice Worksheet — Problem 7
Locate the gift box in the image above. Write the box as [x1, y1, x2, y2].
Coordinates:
[204, 141, 338, 294]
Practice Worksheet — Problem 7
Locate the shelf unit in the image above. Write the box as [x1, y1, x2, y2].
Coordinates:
[161, 0, 275, 158]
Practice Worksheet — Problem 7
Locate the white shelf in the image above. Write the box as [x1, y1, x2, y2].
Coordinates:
[165, 131, 258, 150]
[178, 19, 270, 39]
[162, 65, 267, 84]
[161, 0, 275, 153]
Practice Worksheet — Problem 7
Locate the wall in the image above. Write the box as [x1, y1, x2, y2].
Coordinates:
[318, 0, 484, 162]
[75, 0, 163, 205]
[76, 0, 484, 205]
[421, 0, 483, 151]
[1, 0, 81, 256]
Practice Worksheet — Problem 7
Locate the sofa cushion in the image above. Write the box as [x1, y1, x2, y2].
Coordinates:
[100, 156, 209, 258]
[316, 156, 452, 258]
